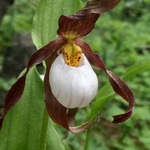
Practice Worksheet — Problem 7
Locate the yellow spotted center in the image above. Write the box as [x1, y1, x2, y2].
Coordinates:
[62, 42, 82, 67]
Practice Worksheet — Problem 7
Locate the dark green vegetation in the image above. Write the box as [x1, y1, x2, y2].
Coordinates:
[0, 0, 150, 150]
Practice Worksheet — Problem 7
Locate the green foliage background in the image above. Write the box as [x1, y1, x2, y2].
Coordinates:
[0, 0, 150, 150]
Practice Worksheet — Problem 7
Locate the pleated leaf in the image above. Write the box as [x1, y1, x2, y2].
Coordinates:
[0, 68, 65, 150]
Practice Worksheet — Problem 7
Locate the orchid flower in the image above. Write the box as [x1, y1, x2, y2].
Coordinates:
[0, 0, 135, 133]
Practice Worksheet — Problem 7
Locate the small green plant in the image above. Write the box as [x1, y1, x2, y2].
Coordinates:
[0, 0, 150, 150]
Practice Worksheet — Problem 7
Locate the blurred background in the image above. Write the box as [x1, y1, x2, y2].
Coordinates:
[0, 0, 150, 150]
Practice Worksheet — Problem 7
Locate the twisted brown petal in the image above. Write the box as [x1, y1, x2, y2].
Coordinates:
[75, 39, 135, 123]
[0, 37, 66, 129]
[106, 70, 134, 123]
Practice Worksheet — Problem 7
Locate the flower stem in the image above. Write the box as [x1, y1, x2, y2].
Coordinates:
[84, 127, 92, 150]
[39, 107, 49, 150]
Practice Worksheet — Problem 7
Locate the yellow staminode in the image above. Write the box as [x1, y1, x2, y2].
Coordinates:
[62, 42, 82, 67]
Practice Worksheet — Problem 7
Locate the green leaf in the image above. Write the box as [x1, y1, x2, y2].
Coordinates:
[0, 68, 65, 150]
[32, 0, 82, 48]
[31, 0, 82, 149]
[0, 68, 45, 150]
[45, 119, 65, 150]
[122, 61, 150, 81]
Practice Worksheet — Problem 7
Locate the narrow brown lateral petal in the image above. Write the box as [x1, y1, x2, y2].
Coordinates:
[44, 52, 69, 130]
[75, 39, 106, 71]
[27, 36, 66, 69]
[0, 37, 66, 129]
[57, 13, 99, 38]
[0, 73, 27, 129]
[76, 40, 135, 123]
[106, 70, 135, 123]
[4, 73, 27, 113]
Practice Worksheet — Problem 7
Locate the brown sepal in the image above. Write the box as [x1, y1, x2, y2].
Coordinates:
[0, 37, 66, 129]
[58, 0, 120, 39]
[76, 39, 135, 123]
[57, 13, 99, 38]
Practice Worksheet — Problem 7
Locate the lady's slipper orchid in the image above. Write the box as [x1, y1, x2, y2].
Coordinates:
[0, 0, 135, 133]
